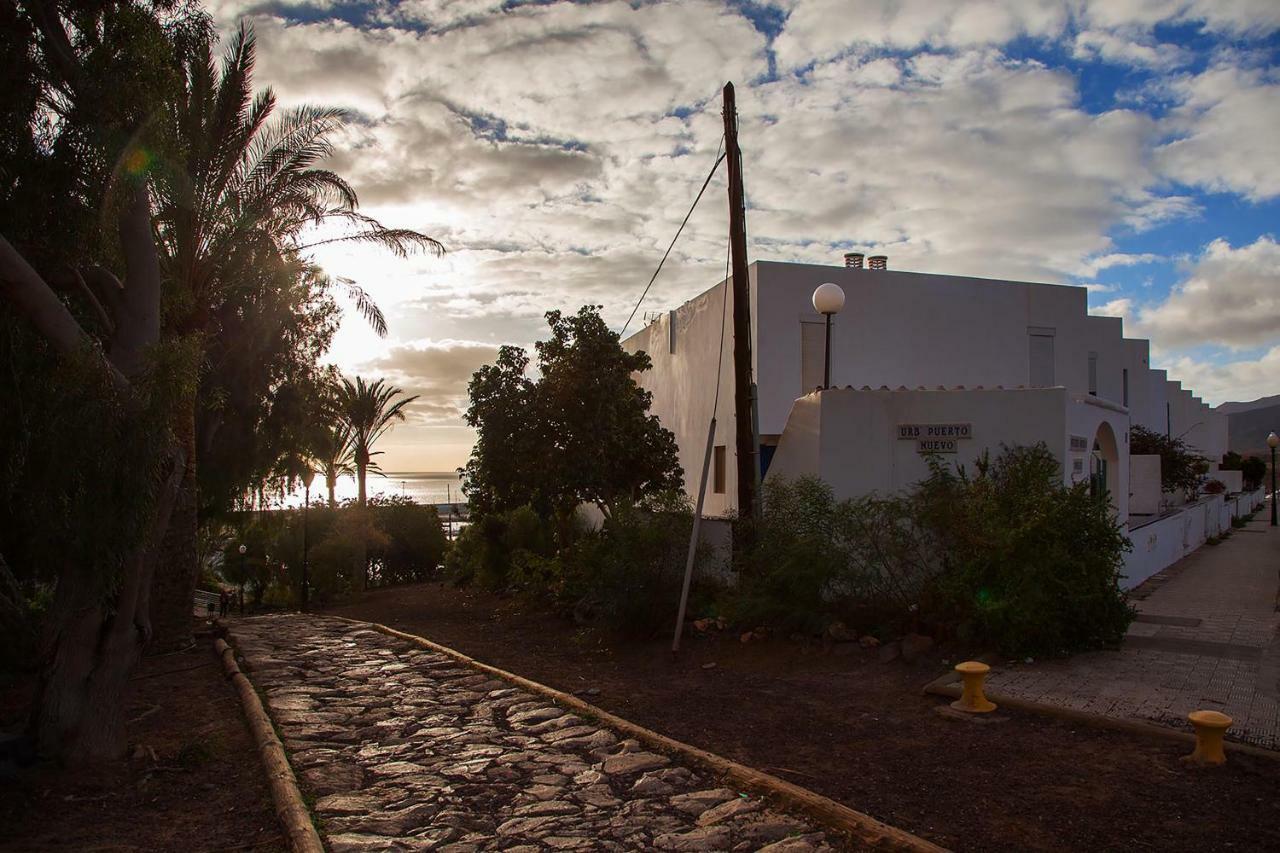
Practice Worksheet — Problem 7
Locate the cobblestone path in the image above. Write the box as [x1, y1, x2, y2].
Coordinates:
[230, 615, 844, 852]
[982, 516, 1279, 749]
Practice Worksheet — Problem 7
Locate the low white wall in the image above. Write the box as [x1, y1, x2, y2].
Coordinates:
[1122, 493, 1252, 590]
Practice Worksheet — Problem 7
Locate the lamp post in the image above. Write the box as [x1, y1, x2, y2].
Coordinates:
[811, 282, 845, 390]
[301, 468, 315, 609]
[1268, 432, 1278, 527]
[237, 544, 247, 616]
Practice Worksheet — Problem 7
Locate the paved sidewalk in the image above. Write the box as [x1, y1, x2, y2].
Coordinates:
[230, 615, 843, 852]
[983, 516, 1279, 749]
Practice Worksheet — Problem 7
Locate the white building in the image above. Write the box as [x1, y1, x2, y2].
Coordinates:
[623, 257, 1247, 588]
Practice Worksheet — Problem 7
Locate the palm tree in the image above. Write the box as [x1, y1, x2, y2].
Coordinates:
[335, 377, 419, 508]
[314, 422, 355, 508]
[145, 22, 440, 645]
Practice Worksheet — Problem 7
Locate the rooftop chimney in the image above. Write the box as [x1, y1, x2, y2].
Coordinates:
[843, 252, 864, 269]
[868, 255, 888, 270]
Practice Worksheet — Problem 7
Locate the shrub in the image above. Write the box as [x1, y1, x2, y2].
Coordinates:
[368, 496, 448, 585]
[743, 444, 1134, 656]
[1203, 479, 1226, 495]
[729, 477, 934, 636]
[1130, 425, 1205, 496]
[558, 494, 709, 639]
[923, 445, 1134, 656]
[445, 505, 553, 590]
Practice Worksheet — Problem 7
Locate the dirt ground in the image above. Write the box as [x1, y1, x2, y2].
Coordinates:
[332, 582, 1280, 853]
[0, 622, 283, 853]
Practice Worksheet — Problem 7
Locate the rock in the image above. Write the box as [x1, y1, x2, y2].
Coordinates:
[757, 833, 833, 852]
[300, 762, 365, 795]
[670, 788, 738, 816]
[900, 633, 934, 662]
[315, 793, 384, 816]
[876, 641, 901, 662]
[630, 772, 675, 797]
[696, 796, 762, 826]
[824, 621, 856, 643]
[654, 826, 733, 851]
[701, 662, 717, 670]
[858, 635, 881, 648]
[602, 751, 669, 775]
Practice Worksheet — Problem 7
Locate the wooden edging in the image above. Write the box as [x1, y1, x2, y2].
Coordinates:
[330, 615, 947, 853]
[214, 636, 325, 853]
[922, 670, 1280, 762]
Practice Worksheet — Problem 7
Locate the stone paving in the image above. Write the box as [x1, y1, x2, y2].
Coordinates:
[981, 516, 1279, 749]
[230, 614, 845, 852]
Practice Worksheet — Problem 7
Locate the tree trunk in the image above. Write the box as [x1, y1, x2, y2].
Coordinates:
[148, 400, 199, 652]
[326, 466, 336, 508]
[30, 447, 185, 763]
[356, 459, 368, 589]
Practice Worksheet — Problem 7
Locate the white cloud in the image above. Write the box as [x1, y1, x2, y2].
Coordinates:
[1128, 236, 1280, 350]
[1157, 65, 1280, 201]
[1158, 346, 1280, 406]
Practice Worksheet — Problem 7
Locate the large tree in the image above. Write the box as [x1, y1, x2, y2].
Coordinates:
[463, 305, 683, 521]
[0, 0, 201, 762]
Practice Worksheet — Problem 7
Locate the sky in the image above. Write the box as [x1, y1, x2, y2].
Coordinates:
[206, 0, 1280, 471]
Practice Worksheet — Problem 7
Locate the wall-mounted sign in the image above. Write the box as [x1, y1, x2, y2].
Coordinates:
[897, 423, 972, 441]
[917, 439, 959, 454]
[1069, 434, 1089, 453]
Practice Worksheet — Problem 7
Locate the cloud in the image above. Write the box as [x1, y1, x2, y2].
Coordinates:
[357, 338, 501, 424]
[1156, 65, 1280, 201]
[1158, 346, 1280, 406]
[1129, 236, 1280, 349]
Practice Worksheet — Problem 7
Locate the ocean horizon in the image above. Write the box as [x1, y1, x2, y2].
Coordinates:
[279, 471, 465, 508]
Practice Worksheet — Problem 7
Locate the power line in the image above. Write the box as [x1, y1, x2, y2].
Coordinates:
[619, 140, 727, 338]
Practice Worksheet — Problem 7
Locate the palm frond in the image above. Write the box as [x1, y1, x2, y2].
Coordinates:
[336, 277, 387, 338]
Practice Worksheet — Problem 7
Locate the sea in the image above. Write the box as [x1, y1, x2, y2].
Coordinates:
[281, 471, 465, 509]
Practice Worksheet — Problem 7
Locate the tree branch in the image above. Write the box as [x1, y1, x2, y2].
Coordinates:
[72, 268, 115, 335]
[20, 0, 80, 93]
[108, 183, 162, 379]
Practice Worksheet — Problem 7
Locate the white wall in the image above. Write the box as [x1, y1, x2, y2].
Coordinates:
[767, 387, 1071, 501]
[626, 259, 1220, 516]
[1130, 454, 1162, 515]
[1121, 493, 1248, 589]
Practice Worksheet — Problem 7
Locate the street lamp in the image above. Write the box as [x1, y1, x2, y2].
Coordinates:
[237, 544, 247, 616]
[811, 282, 845, 390]
[1268, 432, 1278, 527]
[301, 467, 316, 609]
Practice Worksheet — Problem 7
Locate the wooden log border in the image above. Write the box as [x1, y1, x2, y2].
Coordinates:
[215, 636, 325, 853]
[329, 615, 949, 853]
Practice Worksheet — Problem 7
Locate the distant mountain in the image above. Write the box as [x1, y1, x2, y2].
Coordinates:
[1217, 394, 1280, 415]
[1224, 402, 1280, 455]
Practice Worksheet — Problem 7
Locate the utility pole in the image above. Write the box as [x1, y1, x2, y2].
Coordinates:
[723, 82, 759, 520]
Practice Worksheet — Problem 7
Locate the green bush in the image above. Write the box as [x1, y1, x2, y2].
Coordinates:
[368, 496, 448, 585]
[559, 495, 709, 639]
[742, 444, 1134, 656]
[922, 445, 1134, 656]
[445, 504, 553, 590]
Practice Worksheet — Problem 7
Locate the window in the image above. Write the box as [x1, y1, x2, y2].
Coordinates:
[800, 319, 825, 393]
[713, 445, 726, 494]
[1088, 351, 1098, 396]
[1028, 328, 1055, 387]
[1122, 368, 1129, 407]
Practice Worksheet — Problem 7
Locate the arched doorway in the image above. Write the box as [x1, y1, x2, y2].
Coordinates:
[1091, 421, 1120, 511]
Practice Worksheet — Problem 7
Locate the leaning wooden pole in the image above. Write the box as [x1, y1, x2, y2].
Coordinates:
[723, 81, 759, 520]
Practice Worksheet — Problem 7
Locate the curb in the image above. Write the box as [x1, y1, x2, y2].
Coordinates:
[215, 635, 325, 853]
[331, 614, 948, 853]
[922, 669, 1280, 762]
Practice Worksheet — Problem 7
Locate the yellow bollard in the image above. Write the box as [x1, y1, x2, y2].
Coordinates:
[951, 661, 997, 713]
[1184, 710, 1232, 766]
